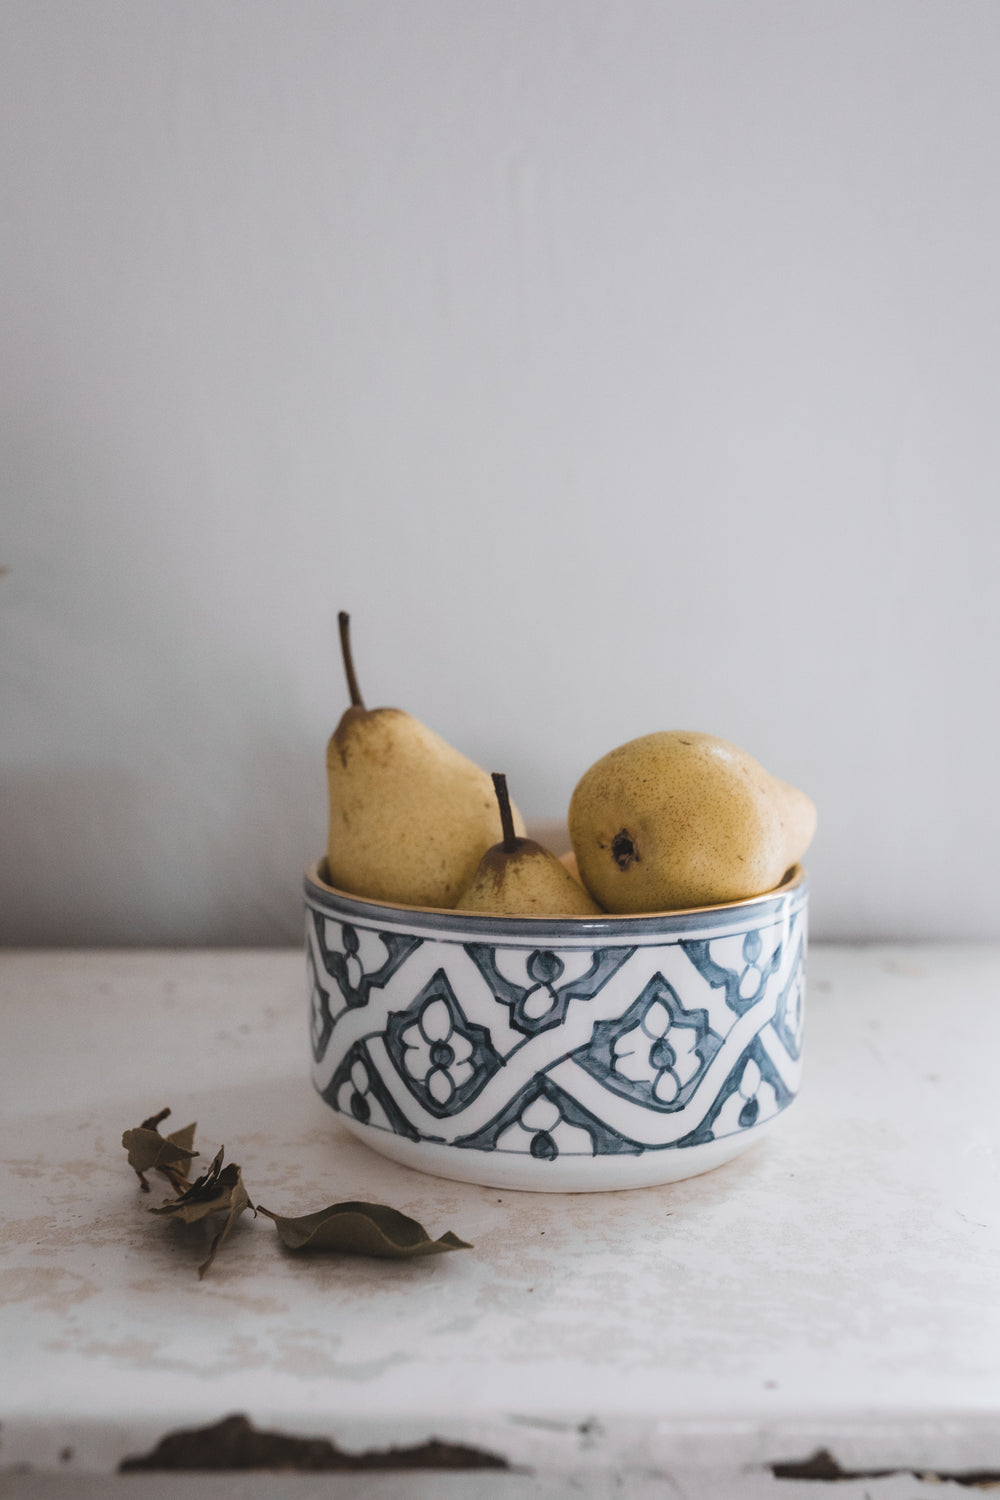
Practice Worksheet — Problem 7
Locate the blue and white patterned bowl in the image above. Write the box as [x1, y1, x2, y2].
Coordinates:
[305, 860, 807, 1192]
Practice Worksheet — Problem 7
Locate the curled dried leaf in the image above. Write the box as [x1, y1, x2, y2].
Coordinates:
[122, 1108, 198, 1193]
[258, 1201, 471, 1259]
[150, 1147, 253, 1277]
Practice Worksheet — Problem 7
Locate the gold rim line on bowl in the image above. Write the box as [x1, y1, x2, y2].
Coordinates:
[305, 860, 806, 923]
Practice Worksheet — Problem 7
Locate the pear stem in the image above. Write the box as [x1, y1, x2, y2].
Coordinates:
[338, 611, 365, 710]
[491, 773, 519, 854]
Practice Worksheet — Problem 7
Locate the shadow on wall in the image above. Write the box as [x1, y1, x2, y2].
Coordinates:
[0, 738, 321, 946]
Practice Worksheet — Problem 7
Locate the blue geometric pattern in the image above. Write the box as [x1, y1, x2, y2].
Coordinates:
[454, 1075, 644, 1158]
[307, 936, 336, 1063]
[319, 1040, 421, 1142]
[307, 893, 807, 1164]
[576, 975, 720, 1112]
[681, 927, 784, 1016]
[311, 910, 420, 1015]
[771, 933, 805, 1060]
[464, 943, 634, 1035]
[672, 1035, 796, 1149]
[384, 969, 503, 1118]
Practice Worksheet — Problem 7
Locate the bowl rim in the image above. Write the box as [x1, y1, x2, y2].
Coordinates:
[304, 857, 807, 930]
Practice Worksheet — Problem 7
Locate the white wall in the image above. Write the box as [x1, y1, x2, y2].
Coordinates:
[2, 0, 999, 945]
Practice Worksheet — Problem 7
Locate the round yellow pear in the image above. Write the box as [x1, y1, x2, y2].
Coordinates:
[455, 775, 603, 918]
[568, 731, 815, 913]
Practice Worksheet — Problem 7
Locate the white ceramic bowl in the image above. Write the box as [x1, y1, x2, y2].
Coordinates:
[305, 861, 807, 1192]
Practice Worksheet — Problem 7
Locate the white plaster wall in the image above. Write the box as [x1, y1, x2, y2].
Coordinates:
[2, 0, 998, 944]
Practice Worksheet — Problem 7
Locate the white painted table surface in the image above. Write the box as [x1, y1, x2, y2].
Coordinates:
[1, 945, 999, 1500]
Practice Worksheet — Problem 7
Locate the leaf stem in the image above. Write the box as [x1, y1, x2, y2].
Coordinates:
[338, 612, 365, 710]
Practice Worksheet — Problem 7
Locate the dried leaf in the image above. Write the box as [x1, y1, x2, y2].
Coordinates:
[122, 1108, 198, 1192]
[150, 1146, 253, 1277]
[258, 1201, 472, 1259]
[165, 1120, 197, 1158]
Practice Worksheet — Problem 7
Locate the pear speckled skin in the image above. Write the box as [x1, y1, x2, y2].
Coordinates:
[456, 838, 603, 917]
[326, 707, 526, 909]
[568, 731, 816, 914]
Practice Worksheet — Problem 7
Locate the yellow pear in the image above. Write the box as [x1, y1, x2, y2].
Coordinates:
[568, 731, 815, 913]
[326, 615, 526, 908]
[456, 775, 603, 917]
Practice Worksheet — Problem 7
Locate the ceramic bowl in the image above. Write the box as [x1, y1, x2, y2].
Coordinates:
[305, 860, 807, 1192]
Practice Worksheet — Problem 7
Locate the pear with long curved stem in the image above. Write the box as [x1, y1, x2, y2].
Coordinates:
[456, 774, 603, 917]
[325, 614, 526, 908]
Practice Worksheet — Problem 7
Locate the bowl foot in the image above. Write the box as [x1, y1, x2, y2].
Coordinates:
[333, 1115, 785, 1192]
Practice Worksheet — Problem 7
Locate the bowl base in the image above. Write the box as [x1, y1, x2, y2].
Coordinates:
[335, 1115, 784, 1192]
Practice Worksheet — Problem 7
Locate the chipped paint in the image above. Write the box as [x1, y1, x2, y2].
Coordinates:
[119, 1414, 509, 1473]
[771, 1447, 1000, 1488]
